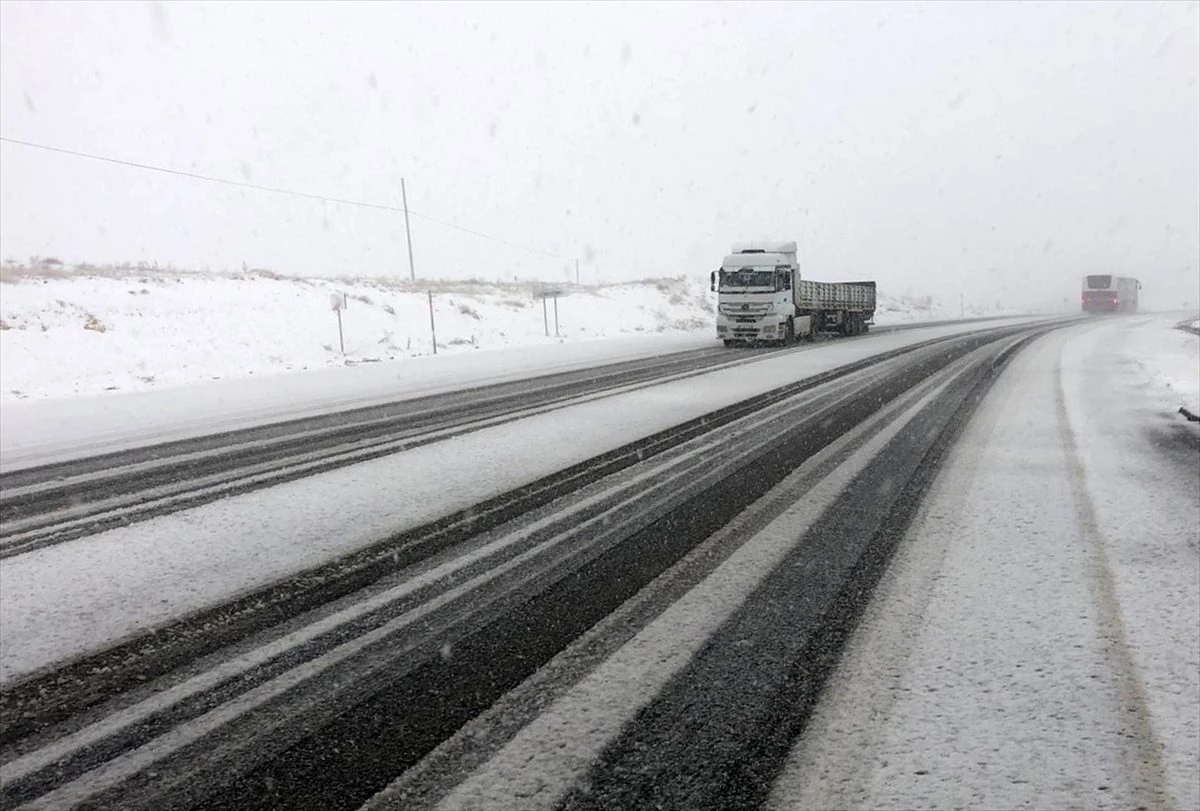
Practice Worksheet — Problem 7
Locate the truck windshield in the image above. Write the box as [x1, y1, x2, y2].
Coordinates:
[719, 269, 775, 290]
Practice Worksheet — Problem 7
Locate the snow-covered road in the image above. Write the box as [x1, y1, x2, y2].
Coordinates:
[0, 318, 1050, 683]
[4, 315, 1194, 810]
[770, 315, 1200, 810]
[4, 318, 1050, 811]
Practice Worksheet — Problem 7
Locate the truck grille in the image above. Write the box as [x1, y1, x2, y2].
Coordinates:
[719, 302, 771, 316]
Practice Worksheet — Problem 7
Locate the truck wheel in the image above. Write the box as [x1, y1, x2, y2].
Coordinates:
[783, 318, 795, 345]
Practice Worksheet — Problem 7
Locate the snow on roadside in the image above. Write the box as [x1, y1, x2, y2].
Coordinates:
[1121, 317, 1200, 416]
[0, 265, 1029, 403]
[0, 270, 715, 403]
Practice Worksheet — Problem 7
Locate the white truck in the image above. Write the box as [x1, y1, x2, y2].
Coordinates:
[711, 241, 876, 346]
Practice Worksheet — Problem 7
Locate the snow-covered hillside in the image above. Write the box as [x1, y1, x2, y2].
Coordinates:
[0, 264, 1026, 402]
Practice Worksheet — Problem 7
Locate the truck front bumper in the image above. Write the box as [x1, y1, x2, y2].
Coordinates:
[716, 315, 787, 342]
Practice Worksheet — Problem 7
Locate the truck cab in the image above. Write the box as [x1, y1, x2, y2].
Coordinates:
[711, 241, 809, 345]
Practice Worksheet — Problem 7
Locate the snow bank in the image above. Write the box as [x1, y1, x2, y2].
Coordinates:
[1122, 318, 1200, 416]
[0, 270, 715, 402]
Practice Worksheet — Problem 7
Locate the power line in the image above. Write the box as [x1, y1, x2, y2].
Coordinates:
[0, 135, 569, 262]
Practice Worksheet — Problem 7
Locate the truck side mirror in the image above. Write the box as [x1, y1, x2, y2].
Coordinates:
[710, 271, 717, 292]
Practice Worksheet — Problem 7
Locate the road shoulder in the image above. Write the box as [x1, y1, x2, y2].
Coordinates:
[769, 320, 1198, 810]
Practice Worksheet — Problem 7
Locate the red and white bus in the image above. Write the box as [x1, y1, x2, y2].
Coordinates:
[1081, 274, 1140, 313]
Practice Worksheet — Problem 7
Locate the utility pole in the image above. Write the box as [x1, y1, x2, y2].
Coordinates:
[427, 290, 437, 354]
[575, 258, 580, 286]
[402, 178, 415, 281]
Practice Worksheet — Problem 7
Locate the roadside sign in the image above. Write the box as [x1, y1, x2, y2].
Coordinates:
[330, 292, 347, 354]
[532, 283, 569, 299]
[532, 284, 566, 337]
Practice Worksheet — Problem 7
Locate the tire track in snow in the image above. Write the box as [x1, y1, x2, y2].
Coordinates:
[1055, 353, 1171, 811]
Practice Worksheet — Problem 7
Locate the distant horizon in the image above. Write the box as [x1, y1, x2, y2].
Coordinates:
[5, 252, 1182, 311]
[0, 254, 1119, 312]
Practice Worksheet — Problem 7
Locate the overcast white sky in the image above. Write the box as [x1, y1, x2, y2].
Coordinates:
[1, 1, 1197, 309]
